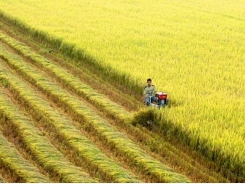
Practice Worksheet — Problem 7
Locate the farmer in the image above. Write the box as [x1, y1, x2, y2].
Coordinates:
[143, 78, 158, 105]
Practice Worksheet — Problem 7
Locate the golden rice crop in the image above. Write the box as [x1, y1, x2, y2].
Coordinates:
[0, 31, 131, 122]
[0, 88, 97, 183]
[0, 56, 141, 183]
[0, 41, 190, 182]
[0, 33, 228, 182]
[0, 0, 244, 180]
[0, 123, 50, 183]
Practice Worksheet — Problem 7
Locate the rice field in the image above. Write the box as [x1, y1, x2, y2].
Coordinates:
[0, 27, 195, 182]
[0, 0, 244, 182]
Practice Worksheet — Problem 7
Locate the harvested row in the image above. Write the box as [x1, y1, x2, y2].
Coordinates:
[0, 42, 190, 182]
[0, 7, 243, 181]
[119, 124, 225, 183]
[0, 122, 50, 183]
[0, 30, 131, 122]
[0, 19, 141, 112]
[0, 59, 141, 183]
[0, 86, 97, 183]
[0, 30, 227, 182]
[0, 175, 5, 183]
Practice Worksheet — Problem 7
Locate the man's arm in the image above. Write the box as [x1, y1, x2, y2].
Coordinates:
[153, 86, 157, 94]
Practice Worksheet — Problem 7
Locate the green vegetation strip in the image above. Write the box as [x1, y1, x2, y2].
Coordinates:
[0, 89, 96, 183]
[0, 31, 131, 122]
[0, 61, 141, 183]
[0, 43, 190, 183]
[0, 126, 50, 183]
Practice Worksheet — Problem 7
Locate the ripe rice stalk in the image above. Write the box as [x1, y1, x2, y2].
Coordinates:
[0, 46, 222, 181]
[0, 4, 244, 179]
[0, 60, 141, 182]
[0, 127, 50, 183]
[0, 31, 132, 122]
[0, 11, 142, 95]
[0, 27, 232, 182]
[0, 31, 227, 182]
[1, 34, 220, 182]
[0, 44, 190, 182]
[0, 90, 97, 183]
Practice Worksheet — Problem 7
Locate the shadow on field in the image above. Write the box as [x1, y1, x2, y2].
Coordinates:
[132, 97, 183, 130]
[131, 101, 182, 134]
[131, 108, 155, 130]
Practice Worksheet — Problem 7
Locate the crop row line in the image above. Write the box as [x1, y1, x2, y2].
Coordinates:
[2, 22, 143, 111]
[132, 110, 231, 182]
[0, 32, 226, 182]
[1, 21, 141, 113]
[0, 40, 190, 182]
[0, 57, 141, 182]
[0, 114, 50, 183]
[0, 11, 240, 182]
[0, 34, 233, 182]
[0, 83, 97, 182]
[0, 11, 144, 96]
[0, 30, 132, 122]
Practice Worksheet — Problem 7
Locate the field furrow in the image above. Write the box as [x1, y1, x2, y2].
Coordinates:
[0, 59, 142, 182]
[0, 168, 15, 183]
[0, 0, 243, 182]
[0, 30, 131, 122]
[0, 19, 141, 112]
[0, 123, 50, 183]
[0, 41, 190, 182]
[0, 29, 228, 182]
[0, 87, 96, 182]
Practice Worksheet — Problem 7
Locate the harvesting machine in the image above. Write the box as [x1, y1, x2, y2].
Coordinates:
[145, 92, 168, 109]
